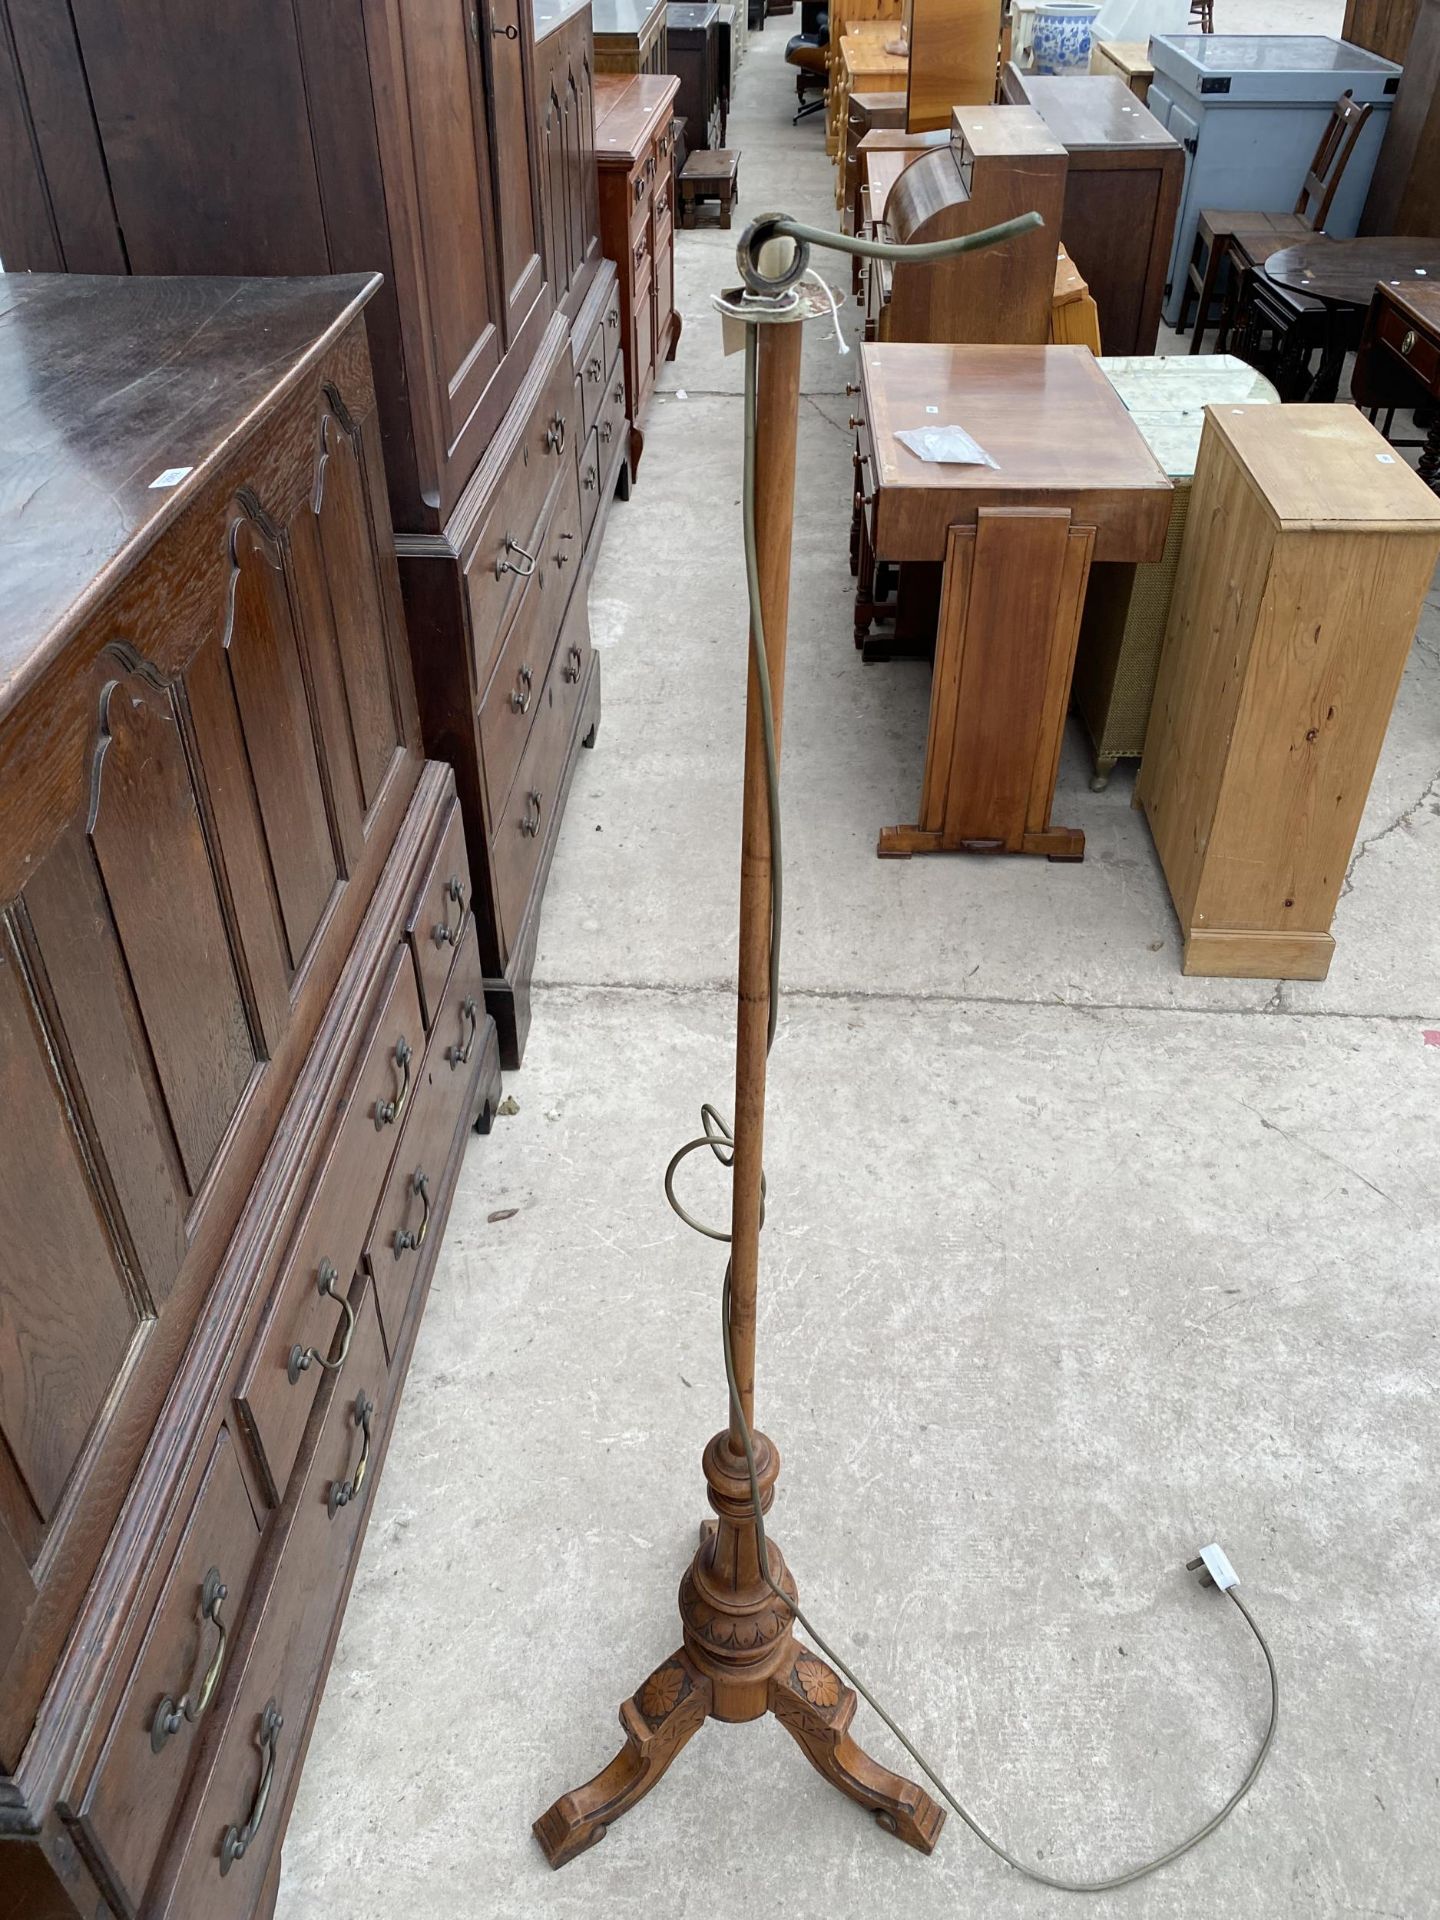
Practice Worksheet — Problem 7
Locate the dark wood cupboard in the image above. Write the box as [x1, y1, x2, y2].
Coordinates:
[0, 0, 642, 1069]
[667, 0, 723, 153]
[0, 273, 501, 1920]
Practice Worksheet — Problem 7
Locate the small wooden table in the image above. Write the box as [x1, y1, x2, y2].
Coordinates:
[1352, 279, 1440, 493]
[1264, 236, 1440, 406]
[858, 344, 1172, 860]
[1089, 39, 1154, 102]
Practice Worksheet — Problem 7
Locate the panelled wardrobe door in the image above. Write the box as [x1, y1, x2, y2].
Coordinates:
[485, 0, 548, 342]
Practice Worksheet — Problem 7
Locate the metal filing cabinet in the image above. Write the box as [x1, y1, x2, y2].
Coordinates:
[1146, 34, 1402, 326]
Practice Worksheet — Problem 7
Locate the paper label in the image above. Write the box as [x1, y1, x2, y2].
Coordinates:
[149, 466, 194, 490]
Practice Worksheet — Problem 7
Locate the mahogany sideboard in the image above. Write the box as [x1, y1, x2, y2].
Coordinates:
[0, 0, 632, 1068]
[595, 71, 684, 474]
[0, 273, 501, 1920]
[999, 65, 1183, 355]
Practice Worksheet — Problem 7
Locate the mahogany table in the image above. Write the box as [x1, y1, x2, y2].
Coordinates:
[1351, 279, 1440, 493]
[857, 343, 1172, 860]
[1262, 236, 1440, 403]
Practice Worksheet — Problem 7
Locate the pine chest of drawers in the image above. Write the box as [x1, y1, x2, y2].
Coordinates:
[0, 274, 501, 1919]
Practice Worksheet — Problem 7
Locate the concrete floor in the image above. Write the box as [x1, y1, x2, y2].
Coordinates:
[281, 12, 1440, 1919]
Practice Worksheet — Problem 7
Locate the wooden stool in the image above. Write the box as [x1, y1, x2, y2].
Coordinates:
[679, 149, 740, 228]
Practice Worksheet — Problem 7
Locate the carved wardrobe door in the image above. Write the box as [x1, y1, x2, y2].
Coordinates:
[483, 0, 546, 344]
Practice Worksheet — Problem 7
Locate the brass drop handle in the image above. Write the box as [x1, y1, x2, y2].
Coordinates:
[584, 465, 597, 493]
[433, 872, 466, 946]
[287, 1260, 355, 1383]
[587, 355, 603, 381]
[845, 381, 860, 396]
[849, 414, 864, 429]
[220, 1700, 282, 1876]
[493, 18, 519, 35]
[392, 1169, 431, 1261]
[328, 1392, 374, 1517]
[562, 644, 582, 683]
[545, 414, 567, 454]
[374, 1035, 412, 1130]
[607, 308, 619, 330]
[447, 995, 478, 1070]
[1401, 328, 1416, 356]
[613, 382, 624, 407]
[467, 1, 480, 40]
[151, 1568, 228, 1752]
[509, 664, 534, 714]
[521, 790, 542, 837]
[495, 536, 537, 580]
[634, 173, 646, 204]
[600, 420, 614, 444]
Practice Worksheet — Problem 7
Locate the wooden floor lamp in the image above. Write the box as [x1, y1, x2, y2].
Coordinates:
[533, 264, 945, 1870]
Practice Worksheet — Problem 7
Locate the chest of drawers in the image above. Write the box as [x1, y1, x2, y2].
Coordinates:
[595, 72, 683, 479]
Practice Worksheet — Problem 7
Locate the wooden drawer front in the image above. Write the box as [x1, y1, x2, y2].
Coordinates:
[655, 223, 675, 355]
[69, 1427, 261, 1915]
[632, 218, 655, 302]
[1379, 300, 1440, 392]
[580, 426, 603, 544]
[579, 313, 609, 437]
[363, 930, 485, 1357]
[488, 618, 586, 952]
[405, 793, 470, 1029]
[633, 290, 657, 415]
[597, 364, 628, 476]
[159, 1284, 389, 1920]
[652, 170, 675, 250]
[603, 280, 624, 379]
[465, 349, 576, 690]
[234, 948, 423, 1505]
[627, 150, 658, 246]
[478, 459, 584, 826]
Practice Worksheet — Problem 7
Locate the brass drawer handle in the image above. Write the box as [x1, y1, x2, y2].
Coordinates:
[328, 1391, 374, 1517]
[584, 465, 597, 493]
[849, 414, 864, 430]
[392, 1170, 431, 1260]
[1401, 327, 1417, 357]
[433, 872, 466, 946]
[587, 355, 603, 381]
[545, 414, 567, 455]
[151, 1567, 228, 1752]
[607, 307, 619, 330]
[509, 664, 533, 714]
[613, 382, 624, 407]
[220, 1700, 282, 1875]
[656, 190, 669, 219]
[600, 420, 613, 445]
[495, 535, 537, 580]
[562, 643, 583, 683]
[554, 530, 575, 571]
[374, 1034, 412, 1130]
[634, 173, 646, 204]
[287, 1259, 355, 1383]
[447, 995, 479, 1069]
[521, 790, 542, 837]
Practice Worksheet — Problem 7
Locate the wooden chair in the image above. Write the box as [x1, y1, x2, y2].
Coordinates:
[1179, 90, 1372, 353]
[1189, 0, 1213, 30]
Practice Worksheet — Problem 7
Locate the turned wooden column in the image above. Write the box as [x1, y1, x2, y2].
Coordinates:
[726, 315, 803, 1444]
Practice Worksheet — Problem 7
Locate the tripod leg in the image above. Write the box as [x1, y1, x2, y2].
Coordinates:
[533, 1651, 712, 1867]
[768, 1647, 945, 1855]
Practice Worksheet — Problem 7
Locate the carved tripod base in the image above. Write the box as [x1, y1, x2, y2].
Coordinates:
[533, 1432, 945, 1870]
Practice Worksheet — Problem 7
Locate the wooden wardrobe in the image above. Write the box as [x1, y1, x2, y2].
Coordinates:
[0, 0, 629, 1069]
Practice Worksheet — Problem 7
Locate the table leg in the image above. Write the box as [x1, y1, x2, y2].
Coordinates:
[878, 507, 1093, 860]
[1305, 304, 1347, 405]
